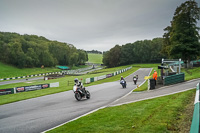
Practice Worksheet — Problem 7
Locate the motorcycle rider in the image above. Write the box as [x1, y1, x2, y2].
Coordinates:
[74, 78, 86, 94]
[133, 75, 137, 85]
[120, 76, 126, 84]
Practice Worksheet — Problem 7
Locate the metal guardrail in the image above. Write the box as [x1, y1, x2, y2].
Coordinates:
[190, 83, 200, 133]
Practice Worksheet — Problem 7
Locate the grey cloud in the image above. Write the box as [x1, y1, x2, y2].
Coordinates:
[0, 0, 199, 51]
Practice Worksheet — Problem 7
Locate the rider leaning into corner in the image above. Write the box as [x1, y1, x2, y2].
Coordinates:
[74, 78, 86, 93]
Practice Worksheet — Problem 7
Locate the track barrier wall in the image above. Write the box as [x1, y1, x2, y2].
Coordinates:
[0, 82, 59, 96]
[85, 66, 132, 84]
[163, 73, 185, 85]
[190, 83, 200, 133]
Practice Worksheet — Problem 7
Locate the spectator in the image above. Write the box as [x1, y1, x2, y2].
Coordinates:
[153, 70, 158, 85]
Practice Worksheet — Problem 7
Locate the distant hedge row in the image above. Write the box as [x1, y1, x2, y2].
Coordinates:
[0, 32, 88, 68]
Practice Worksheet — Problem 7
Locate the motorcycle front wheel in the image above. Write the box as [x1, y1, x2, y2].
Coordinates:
[75, 92, 82, 101]
[86, 90, 90, 99]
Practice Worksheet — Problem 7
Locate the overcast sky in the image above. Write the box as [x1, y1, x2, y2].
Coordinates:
[0, 0, 199, 51]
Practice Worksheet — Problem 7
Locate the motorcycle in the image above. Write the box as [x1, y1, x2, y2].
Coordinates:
[133, 77, 137, 85]
[73, 85, 90, 101]
[120, 80, 126, 88]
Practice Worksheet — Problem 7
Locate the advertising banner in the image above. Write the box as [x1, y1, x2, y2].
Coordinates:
[42, 84, 49, 89]
[25, 85, 42, 91]
[106, 74, 112, 78]
[0, 88, 13, 95]
[49, 82, 59, 87]
[16, 87, 25, 93]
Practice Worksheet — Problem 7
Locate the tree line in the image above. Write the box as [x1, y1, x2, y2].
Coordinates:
[162, 0, 200, 68]
[103, 0, 200, 68]
[0, 32, 88, 68]
[87, 50, 102, 54]
[103, 38, 166, 67]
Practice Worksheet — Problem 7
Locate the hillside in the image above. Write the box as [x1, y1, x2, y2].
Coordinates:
[87, 53, 103, 64]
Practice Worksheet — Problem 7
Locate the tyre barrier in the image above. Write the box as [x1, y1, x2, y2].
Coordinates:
[190, 83, 200, 133]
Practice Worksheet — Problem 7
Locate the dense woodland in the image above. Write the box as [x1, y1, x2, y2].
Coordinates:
[0, 32, 88, 68]
[103, 38, 166, 67]
[0, 1, 199, 69]
[103, 0, 200, 68]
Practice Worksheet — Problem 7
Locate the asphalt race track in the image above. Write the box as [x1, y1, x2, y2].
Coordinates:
[0, 68, 151, 133]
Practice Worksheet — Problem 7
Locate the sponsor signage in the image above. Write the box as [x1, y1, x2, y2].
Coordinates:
[0, 88, 13, 95]
[16, 84, 49, 93]
[25, 85, 42, 91]
[0, 83, 51, 96]
[16, 87, 25, 93]
[106, 74, 112, 78]
[42, 84, 49, 89]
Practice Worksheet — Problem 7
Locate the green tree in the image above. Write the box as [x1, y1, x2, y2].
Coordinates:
[106, 45, 121, 67]
[163, 0, 200, 68]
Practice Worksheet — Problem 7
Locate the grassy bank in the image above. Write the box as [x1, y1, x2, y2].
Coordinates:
[87, 53, 103, 64]
[133, 64, 159, 92]
[0, 62, 91, 79]
[0, 64, 138, 105]
[134, 66, 200, 92]
[48, 89, 195, 133]
[0, 62, 61, 79]
[182, 67, 200, 80]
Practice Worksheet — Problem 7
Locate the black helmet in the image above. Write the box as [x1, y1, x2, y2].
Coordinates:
[74, 78, 78, 83]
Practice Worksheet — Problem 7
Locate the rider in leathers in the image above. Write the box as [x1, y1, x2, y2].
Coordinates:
[74, 78, 86, 94]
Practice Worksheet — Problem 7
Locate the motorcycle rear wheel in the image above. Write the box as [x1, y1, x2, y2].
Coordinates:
[75, 92, 82, 101]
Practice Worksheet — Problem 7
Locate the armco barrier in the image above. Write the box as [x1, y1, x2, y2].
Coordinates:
[85, 66, 132, 84]
[163, 73, 185, 85]
[190, 83, 200, 133]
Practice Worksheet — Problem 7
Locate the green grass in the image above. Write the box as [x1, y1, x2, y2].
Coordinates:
[182, 67, 200, 80]
[133, 64, 159, 92]
[0, 62, 91, 79]
[87, 53, 103, 64]
[47, 89, 195, 133]
[1, 63, 199, 105]
[134, 66, 200, 92]
[0, 62, 61, 79]
[0, 64, 138, 105]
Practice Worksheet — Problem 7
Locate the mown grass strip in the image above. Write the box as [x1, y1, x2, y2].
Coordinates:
[133, 65, 158, 92]
[47, 89, 195, 133]
[134, 66, 200, 92]
[0, 65, 138, 105]
[182, 67, 200, 81]
[86, 53, 103, 64]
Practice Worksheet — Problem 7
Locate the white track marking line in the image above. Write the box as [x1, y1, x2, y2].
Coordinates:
[41, 68, 152, 133]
